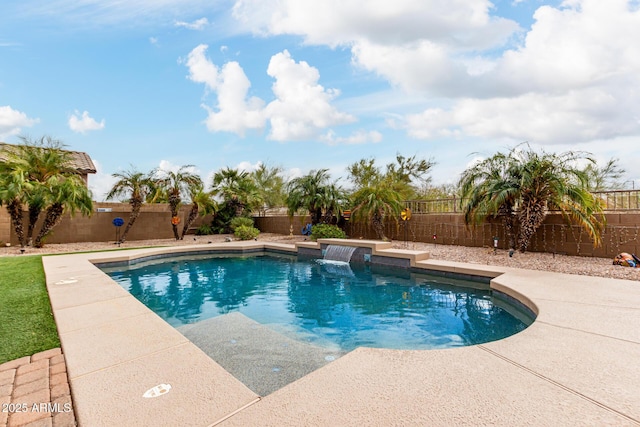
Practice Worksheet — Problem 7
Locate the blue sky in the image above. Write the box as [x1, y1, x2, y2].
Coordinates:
[2, 0, 640, 200]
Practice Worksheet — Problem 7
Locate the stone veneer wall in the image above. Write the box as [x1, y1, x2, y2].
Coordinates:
[256, 213, 640, 258]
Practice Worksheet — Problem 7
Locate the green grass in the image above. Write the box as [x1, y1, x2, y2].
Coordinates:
[0, 256, 60, 364]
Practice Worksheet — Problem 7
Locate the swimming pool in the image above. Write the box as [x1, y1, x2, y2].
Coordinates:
[101, 252, 532, 351]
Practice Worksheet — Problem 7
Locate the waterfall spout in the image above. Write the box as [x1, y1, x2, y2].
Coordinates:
[324, 245, 357, 263]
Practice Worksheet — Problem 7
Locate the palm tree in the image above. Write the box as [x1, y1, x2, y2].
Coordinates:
[0, 164, 28, 246]
[286, 169, 344, 224]
[350, 180, 403, 241]
[3, 137, 76, 245]
[512, 148, 605, 252]
[106, 169, 154, 243]
[458, 152, 520, 250]
[0, 136, 92, 247]
[180, 183, 216, 239]
[319, 182, 347, 224]
[459, 145, 606, 253]
[34, 174, 93, 247]
[211, 167, 263, 216]
[155, 166, 202, 240]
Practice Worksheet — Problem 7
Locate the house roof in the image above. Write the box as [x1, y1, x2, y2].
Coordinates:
[0, 142, 97, 174]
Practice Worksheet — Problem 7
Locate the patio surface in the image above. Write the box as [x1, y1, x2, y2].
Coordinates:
[39, 240, 640, 426]
[0, 348, 75, 427]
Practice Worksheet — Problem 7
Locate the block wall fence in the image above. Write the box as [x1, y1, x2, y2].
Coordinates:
[0, 202, 212, 246]
[254, 213, 640, 258]
[1, 204, 639, 258]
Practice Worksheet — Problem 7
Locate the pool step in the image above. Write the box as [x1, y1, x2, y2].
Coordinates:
[177, 312, 344, 396]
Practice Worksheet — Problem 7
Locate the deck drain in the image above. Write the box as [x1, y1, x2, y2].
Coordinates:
[143, 384, 171, 398]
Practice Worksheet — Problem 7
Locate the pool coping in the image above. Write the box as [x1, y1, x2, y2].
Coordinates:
[42, 239, 640, 426]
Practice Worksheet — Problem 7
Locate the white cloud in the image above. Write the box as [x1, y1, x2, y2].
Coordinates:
[285, 167, 303, 181]
[231, 0, 640, 148]
[232, 0, 518, 49]
[202, 61, 266, 135]
[149, 37, 158, 44]
[183, 45, 265, 135]
[0, 106, 38, 138]
[232, 0, 519, 96]
[493, 1, 640, 94]
[88, 160, 118, 202]
[175, 17, 208, 30]
[401, 0, 640, 144]
[68, 110, 105, 134]
[183, 45, 354, 141]
[184, 44, 219, 90]
[320, 129, 383, 145]
[265, 50, 355, 140]
[157, 160, 199, 175]
[235, 160, 262, 172]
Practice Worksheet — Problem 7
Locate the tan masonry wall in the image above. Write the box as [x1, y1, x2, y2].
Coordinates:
[5, 202, 212, 245]
[253, 215, 312, 237]
[255, 213, 640, 258]
[0, 207, 11, 244]
[3, 204, 639, 257]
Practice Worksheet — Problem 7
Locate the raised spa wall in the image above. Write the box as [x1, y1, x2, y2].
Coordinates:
[296, 238, 429, 269]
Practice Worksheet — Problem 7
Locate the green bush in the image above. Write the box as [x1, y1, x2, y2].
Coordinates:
[230, 216, 254, 231]
[234, 225, 260, 240]
[195, 224, 213, 235]
[310, 224, 346, 240]
[211, 201, 237, 234]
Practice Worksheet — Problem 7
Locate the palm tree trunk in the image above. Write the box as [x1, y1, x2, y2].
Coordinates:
[34, 203, 64, 248]
[498, 203, 516, 250]
[322, 208, 334, 224]
[27, 205, 41, 246]
[169, 195, 180, 240]
[372, 213, 386, 240]
[180, 204, 199, 240]
[120, 197, 142, 243]
[7, 199, 26, 247]
[517, 201, 546, 252]
[310, 207, 322, 225]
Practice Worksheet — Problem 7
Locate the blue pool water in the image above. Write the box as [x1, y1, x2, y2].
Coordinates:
[102, 253, 531, 351]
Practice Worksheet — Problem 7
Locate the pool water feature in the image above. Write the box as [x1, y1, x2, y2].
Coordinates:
[102, 253, 532, 351]
[323, 244, 357, 263]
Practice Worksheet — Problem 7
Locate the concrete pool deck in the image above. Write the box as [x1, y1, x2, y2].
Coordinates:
[41, 240, 640, 426]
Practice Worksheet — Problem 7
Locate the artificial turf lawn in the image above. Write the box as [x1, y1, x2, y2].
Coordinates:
[0, 255, 60, 364]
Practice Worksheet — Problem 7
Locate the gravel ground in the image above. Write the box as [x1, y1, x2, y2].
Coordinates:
[2, 233, 639, 282]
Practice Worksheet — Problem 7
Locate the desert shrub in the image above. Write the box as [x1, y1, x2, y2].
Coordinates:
[310, 224, 346, 240]
[230, 216, 254, 231]
[234, 225, 260, 240]
[195, 224, 213, 235]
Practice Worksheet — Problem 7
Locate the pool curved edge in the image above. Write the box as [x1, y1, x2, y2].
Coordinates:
[42, 241, 640, 426]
